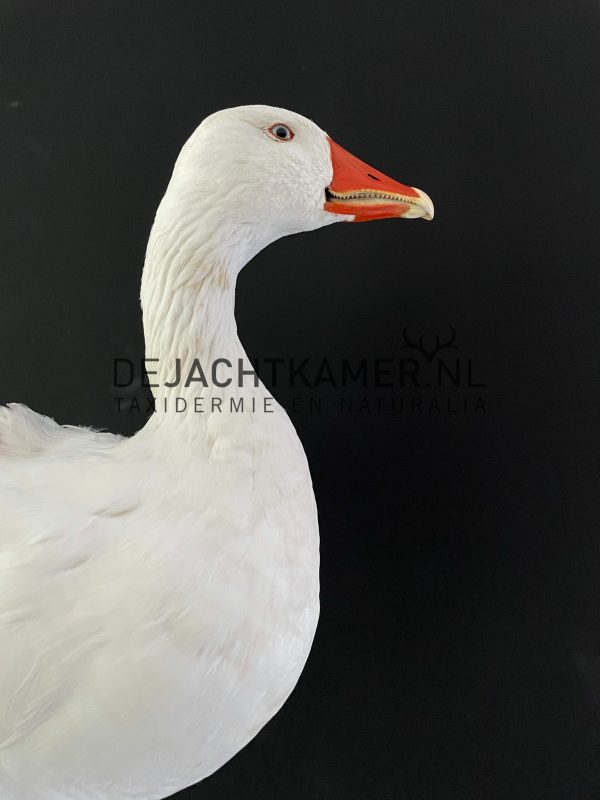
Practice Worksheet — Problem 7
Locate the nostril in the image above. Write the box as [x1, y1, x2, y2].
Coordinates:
[367, 173, 380, 181]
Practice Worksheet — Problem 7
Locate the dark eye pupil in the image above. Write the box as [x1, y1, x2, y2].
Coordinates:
[268, 123, 293, 141]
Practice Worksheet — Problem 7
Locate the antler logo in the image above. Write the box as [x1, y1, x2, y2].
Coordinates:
[401, 326, 457, 362]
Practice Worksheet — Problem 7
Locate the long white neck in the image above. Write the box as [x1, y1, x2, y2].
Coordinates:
[140, 185, 266, 407]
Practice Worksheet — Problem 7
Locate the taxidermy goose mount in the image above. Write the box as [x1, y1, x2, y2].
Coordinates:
[0, 105, 433, 800]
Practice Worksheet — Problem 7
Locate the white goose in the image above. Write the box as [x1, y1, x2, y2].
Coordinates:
[0, 105, 433, 799]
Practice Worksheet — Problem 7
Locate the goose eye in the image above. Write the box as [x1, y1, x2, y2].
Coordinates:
[268, 123, 294, 141]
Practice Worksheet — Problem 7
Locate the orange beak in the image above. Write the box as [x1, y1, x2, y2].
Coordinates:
[324, 137, 434, 222]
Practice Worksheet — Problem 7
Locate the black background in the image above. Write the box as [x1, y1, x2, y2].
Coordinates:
[2, 2, 600, 798]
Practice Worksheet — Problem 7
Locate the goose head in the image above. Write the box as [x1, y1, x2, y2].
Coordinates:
[142, 106, 434, 393]
[163, 104, 434, 263]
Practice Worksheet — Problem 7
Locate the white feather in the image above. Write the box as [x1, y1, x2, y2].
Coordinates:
[0, 106, 340, 799]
